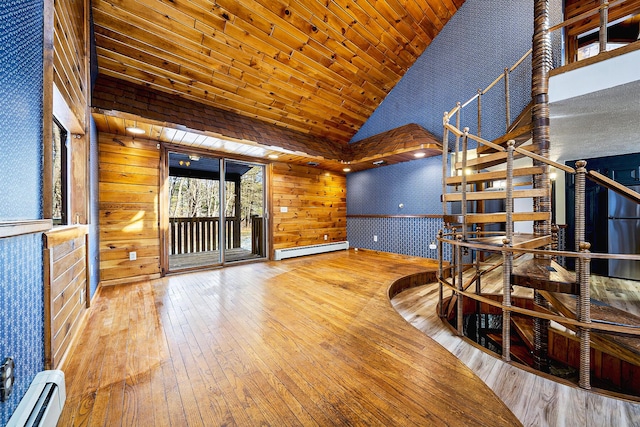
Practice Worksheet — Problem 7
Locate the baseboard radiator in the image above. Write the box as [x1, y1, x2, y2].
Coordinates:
[274, 241, 349, 260]
[7, 370, 66, 427]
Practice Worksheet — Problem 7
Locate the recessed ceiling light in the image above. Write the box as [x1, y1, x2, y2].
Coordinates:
[268, 154, 279, 159]
[413, 152, 426, 158]
[126, 127, 145, 135]
[343, 167, 351, 172]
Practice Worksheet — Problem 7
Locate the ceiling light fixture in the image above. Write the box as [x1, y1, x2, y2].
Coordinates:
[268, 154, 279, 159]
[189, 155, 200, 161]
[414, 152, 426, 158]
[126, 127, 145, 135]
[373, 160, 385, 165]
[343, 167, 351, 172]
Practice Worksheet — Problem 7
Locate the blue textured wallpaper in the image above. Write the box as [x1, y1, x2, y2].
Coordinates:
[348, 156, 443, 215]
[0, 235, 45, 424]
[347, 0, 562, 258]
[0, 1, 46, 424]
[0, 0, 44, 220]
[352, 0, 562, 146]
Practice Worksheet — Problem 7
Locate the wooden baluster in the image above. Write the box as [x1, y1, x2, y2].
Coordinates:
[442, 113, 449, 216]
[455, 104, 461, 178]
[504, 68, 511, 130]
[599, 0, 608, 54]
[477, 89, 482, 138]
[461, 129, 469, 242]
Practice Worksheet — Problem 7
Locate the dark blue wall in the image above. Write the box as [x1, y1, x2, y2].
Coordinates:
[348, 156, 443, 215]
[0, 0, 46, 424]
[347, 0, 562, 258]
[352, 0, 547, 145]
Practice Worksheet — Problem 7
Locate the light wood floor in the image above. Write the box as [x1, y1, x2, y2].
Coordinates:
[60, 250, 521, 426]
[391, 256, 640, 427]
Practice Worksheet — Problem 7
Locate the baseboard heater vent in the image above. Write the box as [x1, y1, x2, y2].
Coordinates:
[274, 241, 349, 260]
[7, 370, 66, 427]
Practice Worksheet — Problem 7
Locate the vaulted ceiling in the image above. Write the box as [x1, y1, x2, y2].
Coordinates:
[92, 0, 464, 156]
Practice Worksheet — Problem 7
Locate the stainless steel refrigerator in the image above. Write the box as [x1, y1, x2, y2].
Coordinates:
[608, 185, 640, 281]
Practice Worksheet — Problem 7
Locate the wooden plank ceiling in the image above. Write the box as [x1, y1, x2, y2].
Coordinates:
[92, 0, 463, 169]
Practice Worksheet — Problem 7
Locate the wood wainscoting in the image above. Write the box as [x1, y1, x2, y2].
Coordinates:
[43, 225, 90, 369]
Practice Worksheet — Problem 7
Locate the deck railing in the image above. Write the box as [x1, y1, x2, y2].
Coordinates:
[169, 217, 239, 255]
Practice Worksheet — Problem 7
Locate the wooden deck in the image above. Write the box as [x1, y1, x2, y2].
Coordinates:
[59, 250, 521, 426]
[169, 248, 263, 270]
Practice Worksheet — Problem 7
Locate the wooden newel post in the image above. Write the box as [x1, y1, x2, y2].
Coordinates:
[578, 241, 592, 389]
[438, 229, 445, 318]
[502, 237, 512, 362]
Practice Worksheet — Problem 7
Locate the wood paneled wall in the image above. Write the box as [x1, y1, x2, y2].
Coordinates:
[271, 162, 347, 251]
[98, 133, 161, 284]
[53, 0, 88, 128]
[43, 225, 89, 369]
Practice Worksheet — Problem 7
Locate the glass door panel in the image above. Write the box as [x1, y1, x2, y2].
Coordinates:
[223, 160, 266, 263]
[167, 152, 222, 271]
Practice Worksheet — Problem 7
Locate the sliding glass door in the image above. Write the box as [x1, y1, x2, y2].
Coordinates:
[166, 152, 266, 272]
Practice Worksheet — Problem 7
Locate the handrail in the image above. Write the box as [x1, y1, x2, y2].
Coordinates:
[442, 0, 637, 137]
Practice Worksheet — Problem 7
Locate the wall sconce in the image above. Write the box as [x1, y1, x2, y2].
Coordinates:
[189, 155, 200, 161]
[398, 203, 404, 209]
[429, 241, 437, 250]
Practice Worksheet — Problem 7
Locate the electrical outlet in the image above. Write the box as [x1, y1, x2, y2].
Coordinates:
[373, 235, 378, 242]
[324, 234, 328, 240]
[0, 357, 15, 402]
[129, 251, 137, 261]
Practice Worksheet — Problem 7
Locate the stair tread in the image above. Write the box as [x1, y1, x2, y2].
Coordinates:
[470, 233, 552, 249]
[512, 316, 535, 351]
[455, 144, 537, 170]
[444, 212, 550, 224]
[477, 123, 533, 154]
[540, 291, 640, 365]
[486, 333, 535, 365]
[442, 187, 548, 202]
[511, 258, 577, 294]
[446, 166, 544, 185]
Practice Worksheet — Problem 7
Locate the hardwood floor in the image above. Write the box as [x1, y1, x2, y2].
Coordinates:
[60, 250, 521, 426]
[391, 256, 640, 427]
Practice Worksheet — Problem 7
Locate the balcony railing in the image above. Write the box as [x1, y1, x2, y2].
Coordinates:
[169, 217, 240, 255]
